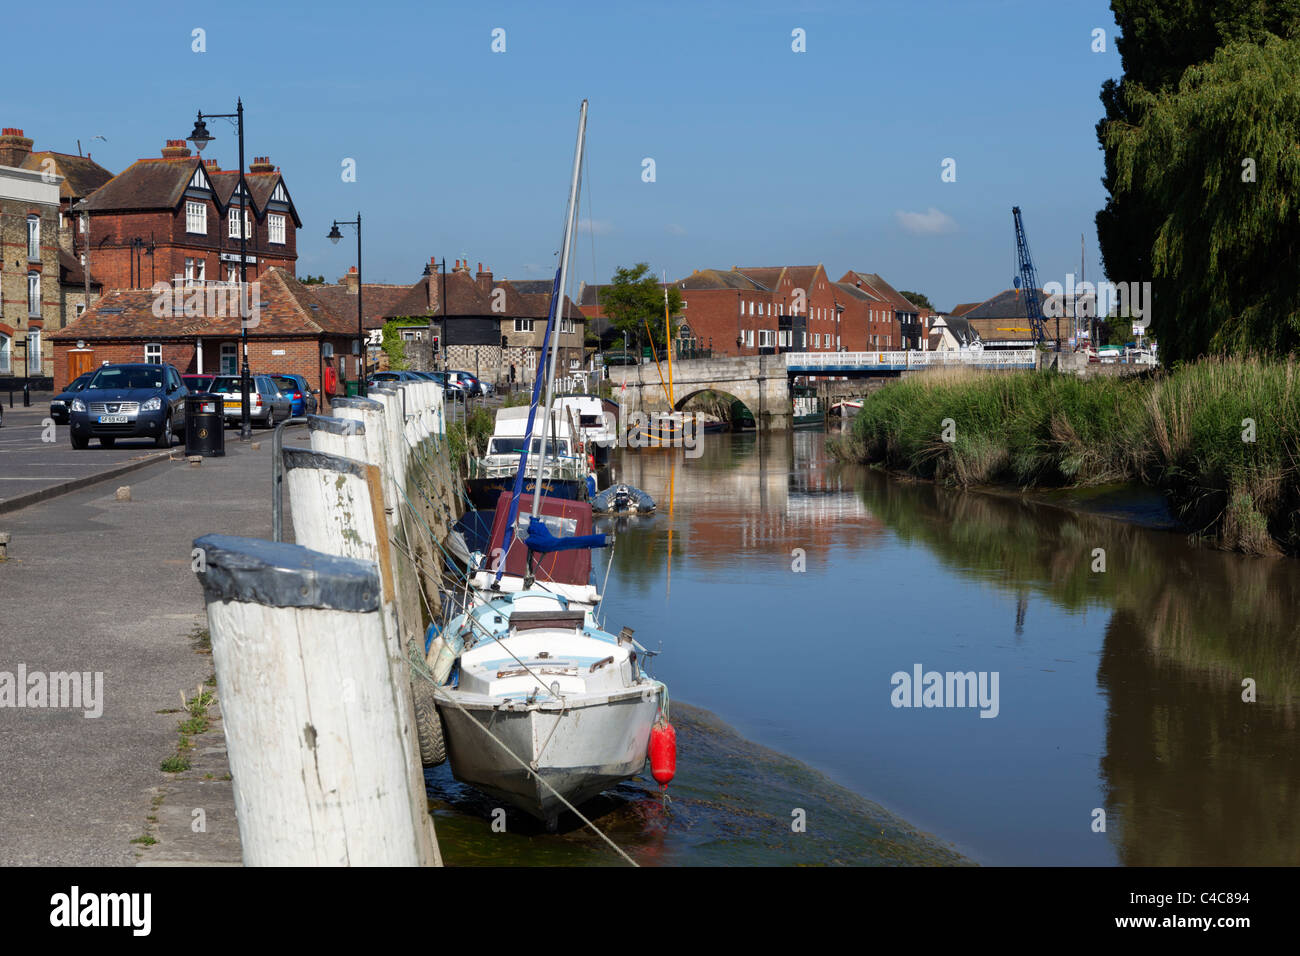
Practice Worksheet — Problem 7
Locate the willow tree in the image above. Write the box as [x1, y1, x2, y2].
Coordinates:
[1104, 34, 1300, 360]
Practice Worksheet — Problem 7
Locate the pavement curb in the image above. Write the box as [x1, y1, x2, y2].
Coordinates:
[0, 450, 177, 516]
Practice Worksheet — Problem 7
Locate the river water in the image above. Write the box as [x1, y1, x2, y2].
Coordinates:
[428, 428, 1299, 866]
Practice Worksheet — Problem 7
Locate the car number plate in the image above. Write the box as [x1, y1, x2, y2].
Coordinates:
[98, 415, 128, 424]
[223, 402, 240, 410]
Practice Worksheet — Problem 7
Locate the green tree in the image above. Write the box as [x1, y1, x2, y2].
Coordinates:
[600, 263, 682, 352]
[1095, 1, 1300, 362]
[899, 291, 933, 311]
[1105, 34, 1300, 360]
[298, 274, 327, 285]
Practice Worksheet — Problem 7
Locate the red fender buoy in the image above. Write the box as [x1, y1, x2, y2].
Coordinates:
[649, 718, 676, 786]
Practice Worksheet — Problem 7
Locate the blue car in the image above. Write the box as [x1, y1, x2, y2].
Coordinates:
[68, 363, 188, 449]
[272, 374, 317, 417]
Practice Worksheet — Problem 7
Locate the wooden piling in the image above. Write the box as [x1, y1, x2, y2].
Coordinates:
[192, 533, 438, 866]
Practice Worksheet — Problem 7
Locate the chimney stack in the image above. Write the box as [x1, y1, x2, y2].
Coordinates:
[475, 262, 493, 294]
[0, 128, 34, 169]
[249, 156, 274, 174]
[342, 266, 359, 293]
[161, 139, 192, 160]
[428, 257, 439, 313]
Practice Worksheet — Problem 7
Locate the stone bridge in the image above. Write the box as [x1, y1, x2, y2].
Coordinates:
[606, 349, 1042, 431]
[607, 355, 792, 430]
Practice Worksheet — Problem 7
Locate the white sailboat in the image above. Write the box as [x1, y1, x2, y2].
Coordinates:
[429, 100, 673, 827]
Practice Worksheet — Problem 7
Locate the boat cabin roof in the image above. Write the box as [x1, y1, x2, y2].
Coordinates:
[487, 492, 596, 586]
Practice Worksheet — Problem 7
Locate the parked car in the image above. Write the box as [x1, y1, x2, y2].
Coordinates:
[68, 363, 188, 449]
[50, 371, 96, 424]
[447, 370, 487, 397]
[368, 370, 424, 386]
[421, 370, 467, 401]
[182, 373, 216, 394]
[271, 374, 317, 417]
[209, 374, 293, 427]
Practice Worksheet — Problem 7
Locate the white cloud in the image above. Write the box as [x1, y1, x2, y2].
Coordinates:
[578, 218, 613, 236]
[666, 223, 687, 236]
[895, 207, 957, 235]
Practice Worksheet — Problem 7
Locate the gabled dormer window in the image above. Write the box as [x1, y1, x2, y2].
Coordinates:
[188, 168, 209, 190]
[271, 183, 288, 203]
[186, 201, 207, 234]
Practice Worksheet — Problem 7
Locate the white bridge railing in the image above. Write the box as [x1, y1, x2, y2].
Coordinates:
[784, 350, 1037, 369]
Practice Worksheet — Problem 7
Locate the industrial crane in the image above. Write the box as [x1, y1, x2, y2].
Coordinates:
[1011, 206, 1052, 348]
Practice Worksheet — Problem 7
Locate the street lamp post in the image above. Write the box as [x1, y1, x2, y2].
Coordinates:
[329, 215, 364, 396]
[189, 99, 253, 440]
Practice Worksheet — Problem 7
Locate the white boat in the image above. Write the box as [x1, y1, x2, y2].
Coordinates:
[555, 394, 618, 466]
[429, 99, 673, 827]
[433, 590, 662, 823]
[465, 406, 590, 510]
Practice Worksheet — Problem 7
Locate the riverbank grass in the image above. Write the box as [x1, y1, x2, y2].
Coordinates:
[831, 359, 1300, 554]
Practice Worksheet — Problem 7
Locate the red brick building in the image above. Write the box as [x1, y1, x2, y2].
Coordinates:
[77, 139, 300, 290]
[49, 267, 359, 411]
[839, 270, 923, 349]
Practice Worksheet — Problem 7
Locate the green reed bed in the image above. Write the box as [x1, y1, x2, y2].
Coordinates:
[830, 358, 1300, 554]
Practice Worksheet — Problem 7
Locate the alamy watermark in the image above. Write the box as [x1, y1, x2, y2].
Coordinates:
[1041, 274, 1151, 332]
[890, 663, 999, 718]
[151, 278, 261, 328]
[0, 664, 103, 718]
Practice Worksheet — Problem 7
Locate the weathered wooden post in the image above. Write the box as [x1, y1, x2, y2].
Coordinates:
[307, 413, 368, 463]
[279, 446, 440, 864]
[192, 533, 438, 865]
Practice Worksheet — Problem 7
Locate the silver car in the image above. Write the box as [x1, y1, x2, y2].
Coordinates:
[210, 374, 293, 427]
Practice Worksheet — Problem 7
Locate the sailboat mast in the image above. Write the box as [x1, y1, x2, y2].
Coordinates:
[532, 98, 588, 522]
[664, 279, 675, 408]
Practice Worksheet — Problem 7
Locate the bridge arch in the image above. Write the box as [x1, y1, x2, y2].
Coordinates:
[674, 388, 756, 431]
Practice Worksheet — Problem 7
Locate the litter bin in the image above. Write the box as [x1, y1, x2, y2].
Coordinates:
[345, 379, 360, 397]
[184, 393, 225, 457]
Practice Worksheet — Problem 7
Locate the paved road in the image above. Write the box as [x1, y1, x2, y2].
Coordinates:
[0, 427, 310, 865]
[0, 403, 268, 510]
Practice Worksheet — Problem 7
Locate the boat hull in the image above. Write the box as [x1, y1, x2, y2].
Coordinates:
[465, 476, 584, 512]
[437, 689, 659, 822]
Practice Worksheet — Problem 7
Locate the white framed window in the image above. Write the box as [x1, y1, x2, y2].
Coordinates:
[0, 333, 9, 374]
[758, 304, 764, 316]
[813, 333, 820, 347]
[79, 214, 87, 234]
[76, 304, 85, 317]
[514, 318, 534, 333]
[184, 257, 206, 284]
[268, 213, 286, 245]
[27, 216, 40, 261]
[27, 330, 40, 371]
[220, 342, 238, 375]
[228, 209, 253, 239]
[186, 201, 207, 234]
[59, 212, 65, 230]
[27, 272, 40, 316]
[749, 301, 754, 316]
[759, 330, 773, 348]
[145, 343, 162, 364]
[226, 263, 238, 283]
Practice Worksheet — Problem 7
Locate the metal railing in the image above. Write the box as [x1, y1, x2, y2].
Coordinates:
[784, 350, 1037, 370]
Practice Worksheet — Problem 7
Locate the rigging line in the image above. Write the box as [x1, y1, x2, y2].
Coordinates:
[411, 652, 638, 867]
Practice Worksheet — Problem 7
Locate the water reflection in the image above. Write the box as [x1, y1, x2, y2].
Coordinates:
[603, 429, 1300, 865]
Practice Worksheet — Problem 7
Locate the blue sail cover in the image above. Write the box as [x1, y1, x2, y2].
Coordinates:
[496, 268, 563, 583]
[523, 515, 607, 553]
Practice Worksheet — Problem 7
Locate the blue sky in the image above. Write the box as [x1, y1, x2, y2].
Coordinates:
[7, 0, 1123, 311]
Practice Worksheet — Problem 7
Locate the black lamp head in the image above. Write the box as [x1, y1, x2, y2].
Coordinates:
[327, 223, 343, 244]
[188, 115, 213, 153]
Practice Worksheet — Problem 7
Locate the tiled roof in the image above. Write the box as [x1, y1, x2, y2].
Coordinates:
[675, 269, 767, 291]
[382, 271, 582, 321]
[841, 271, 918, 314]
[833, 281, 885, 303]
[21, 151, 113, 200]
[49, 268, 351, 340]
[77, 157, 202, 212]
[307, 283, 412, 331]
[960, 289, 1044, 320]
[949, 301, 981, 317]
